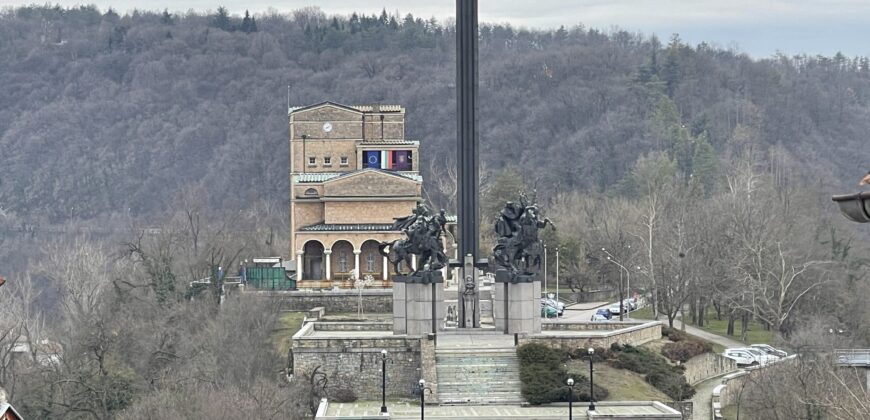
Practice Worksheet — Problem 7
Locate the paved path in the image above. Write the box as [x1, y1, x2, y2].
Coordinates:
[690, 374, 731, 420]
[668, 319, 744, 349]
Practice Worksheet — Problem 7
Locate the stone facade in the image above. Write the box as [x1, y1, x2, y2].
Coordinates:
[289, 102, 444, 289]
[292, 322, 422, 398]
[682, 352, 738, 385]
[251, 289, 393, 313]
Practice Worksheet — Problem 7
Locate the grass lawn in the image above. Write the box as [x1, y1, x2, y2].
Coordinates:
[697, 312, 773, 345]
[271, 311, 305, 355]
[624, 304, 773, 345]
[630, 305, 655, 320]
[565, 360, 669, 402]
[721, 404, 738, 419]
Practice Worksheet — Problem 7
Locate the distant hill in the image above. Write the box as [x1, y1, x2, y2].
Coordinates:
[1, 5, 869, 222]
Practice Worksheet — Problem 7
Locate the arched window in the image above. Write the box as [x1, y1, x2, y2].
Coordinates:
[304, 188, 318, 197]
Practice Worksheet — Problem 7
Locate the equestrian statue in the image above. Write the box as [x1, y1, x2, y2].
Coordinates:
[378, 203, 448, 275]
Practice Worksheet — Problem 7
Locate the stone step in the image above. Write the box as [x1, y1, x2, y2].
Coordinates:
[437, 393, 525, 405]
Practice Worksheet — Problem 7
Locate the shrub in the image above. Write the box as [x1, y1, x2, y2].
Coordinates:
[606, 344, 695, 401]
[517, 343, 610, 404]
[661, 326, 689, 342]
[646, 371, 695, 400]
[661, 340, 712, 363]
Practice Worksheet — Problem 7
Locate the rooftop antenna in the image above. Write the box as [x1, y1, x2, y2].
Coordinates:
[287, 85, 291, 113]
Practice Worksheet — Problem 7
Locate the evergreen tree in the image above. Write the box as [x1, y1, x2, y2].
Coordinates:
[691, 133, 718, 195]
[663, 34, 681, 97]
[160, 8, 172, 25]
[240, 10, 257, 33]
[212, 6, 232, 31]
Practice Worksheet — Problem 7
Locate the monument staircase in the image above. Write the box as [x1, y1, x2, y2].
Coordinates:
[435, 332, 525, 405]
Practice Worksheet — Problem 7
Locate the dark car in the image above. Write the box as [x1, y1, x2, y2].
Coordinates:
[595, 308, 612, 320]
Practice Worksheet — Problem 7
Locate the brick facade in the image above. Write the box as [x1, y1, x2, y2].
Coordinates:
[288, 102, 426, 288]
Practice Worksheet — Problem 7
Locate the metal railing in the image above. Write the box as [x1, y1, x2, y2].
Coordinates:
[834, 349, 870, 366]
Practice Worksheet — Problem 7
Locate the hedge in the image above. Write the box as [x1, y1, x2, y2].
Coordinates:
[517, 343, 609, 405]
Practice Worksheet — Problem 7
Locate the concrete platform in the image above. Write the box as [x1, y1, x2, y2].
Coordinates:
[316, 400, 682, 419]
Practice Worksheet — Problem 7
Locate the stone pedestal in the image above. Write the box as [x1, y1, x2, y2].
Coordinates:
[494, 269, 541, 334]
[392, 271, 445, 335]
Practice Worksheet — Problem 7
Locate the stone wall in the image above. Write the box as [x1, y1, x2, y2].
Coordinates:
[683, 352, 738, 385]
[251, 289, 393, 313]
[543, 321, 649, 332]
[520, 321, 662, 351]
[292, 322, 422, 398]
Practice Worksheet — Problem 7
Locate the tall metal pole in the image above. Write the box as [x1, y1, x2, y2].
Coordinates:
[555, 247, 560, 303]
[588, 349, 596, 411]
[380, 350, 387, 414]
[543, 244, 548, 297]
[456, 0, 480, 328]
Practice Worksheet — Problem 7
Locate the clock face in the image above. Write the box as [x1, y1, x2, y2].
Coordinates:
[322, 122, 333, 133]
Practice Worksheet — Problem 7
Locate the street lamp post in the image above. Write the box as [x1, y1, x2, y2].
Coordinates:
[566, 377, 575, 420]
[602, 248, 631, 321]
[543, 244, 548, 297]
[417, 379, 432, 420]
[555, 247, 560, 303]
[588, 347, 596, 412]
[379, 349, 392, 414]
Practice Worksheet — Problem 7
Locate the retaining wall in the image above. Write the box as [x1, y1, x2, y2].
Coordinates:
[683, 352, 738, 385]
[521, 321, 662, 351]
[251, 289, 393, 313]
[291, 322, 422, 398]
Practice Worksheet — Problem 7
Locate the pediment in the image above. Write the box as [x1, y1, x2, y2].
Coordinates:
[291, 102, 362, 121]
[323, 169, 420, 197]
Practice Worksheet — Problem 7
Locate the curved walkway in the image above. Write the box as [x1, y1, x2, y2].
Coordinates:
[690, 373, 731, 420]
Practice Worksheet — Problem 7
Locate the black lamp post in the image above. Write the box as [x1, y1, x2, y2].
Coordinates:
[379, 349, 392, 414]
[417, 379, 432, 420]
[566, 377, 575, 420]
[588, 347, 596, 412]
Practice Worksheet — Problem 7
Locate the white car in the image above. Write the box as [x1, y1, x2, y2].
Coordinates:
[750, 344, 787, 358]
[609, 304, 629, 315]
[723, 348, 777, 366]
[722, 348, 759, 366]
[744, 347, 779, 365]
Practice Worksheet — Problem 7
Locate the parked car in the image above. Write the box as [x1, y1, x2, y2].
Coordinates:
[609, 304, 629, 315]
[540, 298, 564, 316]
[723, 347, 778, 366]
[590, 314, 609, 322]
[744, 347, 779, 365]
[595, 308, 612, 320]
[541, 303, 558, 318]
[750, 344, 787, 358]
[622, 298, 637, 311]
[722, 348, 760, 366]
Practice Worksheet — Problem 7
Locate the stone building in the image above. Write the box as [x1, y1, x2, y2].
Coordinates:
[289, 102, 451, 289]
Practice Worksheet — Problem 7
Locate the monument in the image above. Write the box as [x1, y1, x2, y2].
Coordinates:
[492, 194, 553, 334]
[381, 203, 448, 335]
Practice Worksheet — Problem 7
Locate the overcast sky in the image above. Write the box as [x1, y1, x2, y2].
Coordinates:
[2, 0, 869, 58]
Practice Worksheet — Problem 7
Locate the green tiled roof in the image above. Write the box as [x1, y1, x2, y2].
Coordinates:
[301, 224, 398, 232]
[361, 139, 420, 145]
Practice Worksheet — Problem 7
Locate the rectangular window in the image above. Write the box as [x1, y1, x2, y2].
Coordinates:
[308, 157, 316, 165]
[366, 253, 376, 272]
[324, 157, 332, 165]
[340, 156, 349, 165]
[338, 252, 348, 272]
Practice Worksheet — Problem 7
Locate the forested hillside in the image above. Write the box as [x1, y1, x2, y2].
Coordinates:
[1, 5, 869, 223]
